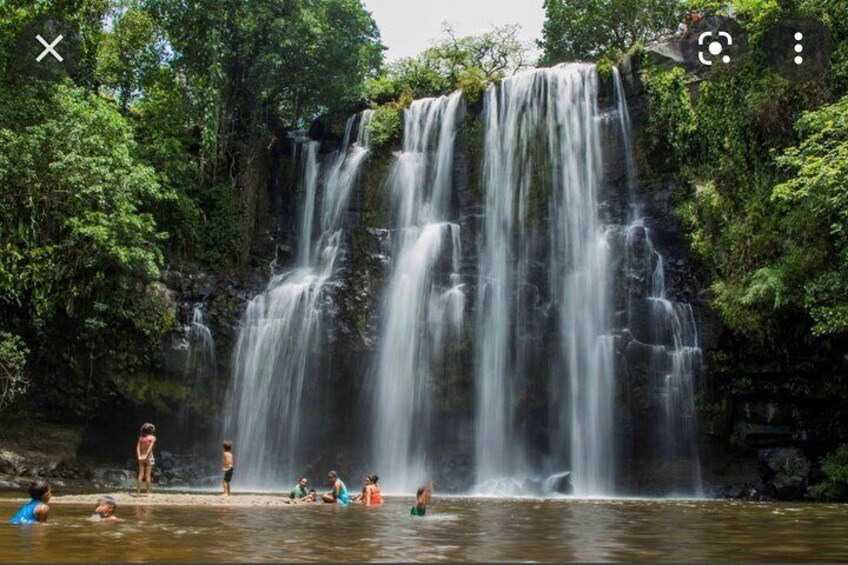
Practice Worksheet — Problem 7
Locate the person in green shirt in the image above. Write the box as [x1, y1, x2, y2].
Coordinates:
[289, 477, 314, 503]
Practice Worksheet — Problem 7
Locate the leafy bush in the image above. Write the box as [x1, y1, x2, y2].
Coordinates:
[641, 66, 696, 166]
[0, 332, 28, 409]
[367, 93, 411, 150]
[0, 83, 173, 412]
[812, 445, 848, 501]
[199, 182, 241, 267]
[771, 95, 848, 336]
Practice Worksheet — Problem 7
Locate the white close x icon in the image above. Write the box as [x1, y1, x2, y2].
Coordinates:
[36, 34, 64, 62]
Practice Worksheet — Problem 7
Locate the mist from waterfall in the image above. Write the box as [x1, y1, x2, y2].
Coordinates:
[371, 92, 466, 493]
[475, 64, 615, 495]
[613, 69, 703, 496]
[225, 111, 373, 489]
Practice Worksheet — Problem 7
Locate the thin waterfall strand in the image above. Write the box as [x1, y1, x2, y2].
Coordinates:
[372, 92, 465, 493]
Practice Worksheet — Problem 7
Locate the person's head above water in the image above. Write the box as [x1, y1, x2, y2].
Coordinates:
[95, 496, 117, 518]
[328, 470, 338, 484]
[140, 422, 156, 436]
[299, 477, 308, 487]
[29, 480, 51, 502]
[222, 440, 233, 452]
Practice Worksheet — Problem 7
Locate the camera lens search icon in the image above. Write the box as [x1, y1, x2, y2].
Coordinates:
[698, 31, 733, 65]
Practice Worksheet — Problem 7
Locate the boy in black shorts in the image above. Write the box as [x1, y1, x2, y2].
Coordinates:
[222, 440, 234, 496]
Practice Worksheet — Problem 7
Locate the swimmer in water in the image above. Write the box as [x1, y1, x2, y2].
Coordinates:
[90, 496, 120, 522]
[351, 474, 384, 506]
[9, 480, 51, 524]
[410, 483, 432, 517]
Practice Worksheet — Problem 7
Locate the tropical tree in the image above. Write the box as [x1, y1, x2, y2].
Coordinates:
[539, 0, 684, 63]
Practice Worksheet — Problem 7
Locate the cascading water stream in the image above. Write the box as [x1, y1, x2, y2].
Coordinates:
[225, 111, 373, 489]
[475, 64, 614, 496]
[372, 92, 465, 493]
[180, 304, 217, 430]
[613, 69, 703, 496]
[185, 305, 216, 390]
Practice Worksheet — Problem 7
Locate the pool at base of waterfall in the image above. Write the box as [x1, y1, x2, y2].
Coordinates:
[2, 496, 847, 562]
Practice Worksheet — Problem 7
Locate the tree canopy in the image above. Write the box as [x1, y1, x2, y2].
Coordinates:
[539, 0, 684, 64]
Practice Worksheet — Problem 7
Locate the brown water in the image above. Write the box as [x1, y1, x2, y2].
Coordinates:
[2, 496, 848, 562]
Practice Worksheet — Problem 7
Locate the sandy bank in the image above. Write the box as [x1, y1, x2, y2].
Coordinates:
[47, 492, 303, 508]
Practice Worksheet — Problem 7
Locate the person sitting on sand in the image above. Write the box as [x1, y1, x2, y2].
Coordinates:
[90, 496, 120, 522]
[9, 480, 51, 524]
[289, 477, 315, 503]
[321, 471, 350, 505]
[222, 440, 234, 496]
[135, 423, 157, 498]
[350, 474, 383, 506]
[410, 483, 432, 517]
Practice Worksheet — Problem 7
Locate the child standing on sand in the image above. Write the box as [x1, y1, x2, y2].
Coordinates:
[9, 480, 51, 524]
[222, 440, 234, 496]
[136, 423, 157, 498]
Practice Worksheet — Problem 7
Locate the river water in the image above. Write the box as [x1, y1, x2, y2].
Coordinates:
[2, 497, 848, 562]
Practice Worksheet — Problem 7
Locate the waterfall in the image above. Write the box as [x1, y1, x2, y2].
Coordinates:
[475, 64, 614, 495]
[185, 305, 216, 388]
[614, 69, 703, 496]
[181, 304, 217, 423]
[372, 92, 465, 493]
[225, 111, 373, 489]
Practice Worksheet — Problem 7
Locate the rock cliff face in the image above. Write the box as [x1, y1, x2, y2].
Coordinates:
[63, 52, 842, 499]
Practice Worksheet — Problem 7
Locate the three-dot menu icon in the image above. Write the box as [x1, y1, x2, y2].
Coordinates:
[763, 18, 830, 80]
[794, 32, 804, 65]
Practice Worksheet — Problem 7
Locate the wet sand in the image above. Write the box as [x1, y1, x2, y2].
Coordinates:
[46, 491, 304, 507]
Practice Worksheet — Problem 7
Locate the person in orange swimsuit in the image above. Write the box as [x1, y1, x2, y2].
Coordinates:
[351, 474, 384, 506]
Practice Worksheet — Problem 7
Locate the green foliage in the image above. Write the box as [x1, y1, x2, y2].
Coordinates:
[539, 0, 684, 64]
[366, 24, 529, 104]
[0, 82, 173, 413]
[368, 98, 407, 150]
[812, 444, 848, 501]
[0, 332, 29, 409]
[198, 183, 241, 266]
[642, 0, 848, 355]
[641, 66, 696, 165]
[771, 96, 848, 336]
[0, 0, 110, 89]
[132, 69, 203, 258]
[150, 0, 383, 130]
[97, 1, 165, 110]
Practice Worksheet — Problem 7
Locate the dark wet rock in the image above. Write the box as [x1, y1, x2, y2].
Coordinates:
[159, 450, 177, 471]
[645, 40, 688, 68]
[546, 472, 573, 495]
[91, 467, 133, 486]
[758, 447, 811, 500]
[0, 450, 24, 476]
[717, 483, 746, 499]
[732, 422, 794, 447]
[742, 401, 791, 425]
[521, 478, 546, 496]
